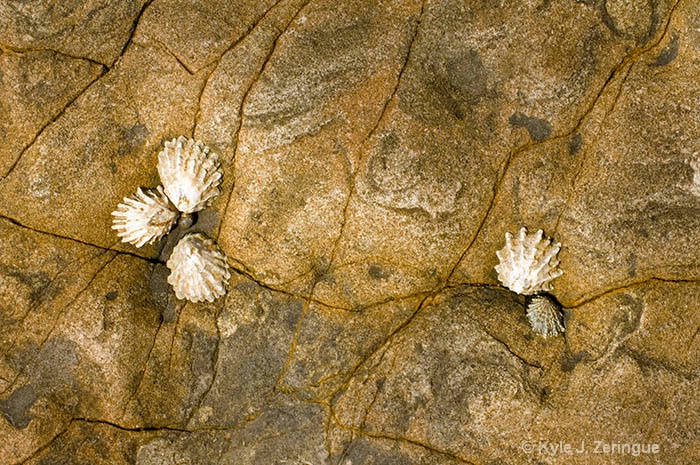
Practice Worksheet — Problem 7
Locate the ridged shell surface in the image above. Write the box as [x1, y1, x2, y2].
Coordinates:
[494, 227, 563, 295]
[166, 233, 230, 303]
[526, 295, 564, 338]
[158, 136, 223, 214]
[112, 186, 179, 247]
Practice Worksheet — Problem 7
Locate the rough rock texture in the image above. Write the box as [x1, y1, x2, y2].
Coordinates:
[1, 0, 699, 464]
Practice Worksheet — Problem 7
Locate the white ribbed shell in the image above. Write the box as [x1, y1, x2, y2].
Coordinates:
[495, 227, 563, 295]
[526, 295, 564, 338]
[111, 186, 179, 247]
[158, 136, 223, 214]
[166, 233, 230, 303]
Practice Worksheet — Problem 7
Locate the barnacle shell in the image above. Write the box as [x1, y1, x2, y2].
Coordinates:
[112, 186, 179, 247]
[166, 233, 230, 303]
[526, 295, 564, 338]
[494, 227, 563, 295]
[158, 136, 223, 214]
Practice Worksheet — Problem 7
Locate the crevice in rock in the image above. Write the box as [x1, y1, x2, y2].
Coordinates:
[687, 326, 700, 354]
[16, 422, 72, 465]
[0, 43, 109, 68]
[216, 0, 314, 246]
[72, 417, 191, 433]
[81, 401, 268, 435]
[227, 0, 314, 161]
[444, 148, 513, 284]
[328, 292, 434, 403]
[0, 251, 117, 396]
[0, 214, 160, 264]
[111, 0, 155, 68]
[567, 0, 680, 139]
[185, 304, 223, 427]
[322, 404, 335, 464]
[552, 0, 682, 234]
[199, 0, 287, 73]
[122, 317, 165, 419]
[166, 301, 186, 369]
[363, 0, 427, 145]
[192, 0, 285, 136]
[323, 0, 427, 276]
[274, 295, 314, 393]
[463, 313, 545, 370]
[225, 259, 358, 312]
[567, 276, 700, 308]
[149, 38, 196, 75]
[0, 67, 107, 182]
[357, 349, 394, 430]
[0, 249, 100, 362]
[272, 284, 434, 402]
[330, 413, 478, 465]
[552, 62, 634, 235]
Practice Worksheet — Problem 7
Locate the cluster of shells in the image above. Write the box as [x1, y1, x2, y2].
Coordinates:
[112, 136, 230, 303]
[495, 227, 565, 338]
[112, 138, 563, 332]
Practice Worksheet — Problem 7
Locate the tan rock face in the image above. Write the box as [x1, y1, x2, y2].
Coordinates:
[1, 0, 699, 463]
[0, 1, 148, 66]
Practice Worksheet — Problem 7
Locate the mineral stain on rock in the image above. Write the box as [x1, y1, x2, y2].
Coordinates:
[105, 290, 119, 301]
[422, 49, 489, 120]
[368, 264, 389, 280]
[569, 133, 583, 155]
[652, 33, 679, 67]
[560, 350, 590, 372]
[116, 123, 149, 156]
[30, 338, 80, 398]
[148, 263, 177, 322]
[613, 293, 644, 336]
[3, 268, 52, 303]
[0, 385, 38, 429]
[602, 0, 657, 43]
[401, 42, 492, 126]
[508, 112, 552, 142]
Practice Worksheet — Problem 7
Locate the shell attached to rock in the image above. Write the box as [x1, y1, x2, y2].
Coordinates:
[166, 232, 230, 303]
[495, 227, 563, 295]
[158, 136, 223, 214]
[526, 295, 564, 338]
[112, 186, 179, 247]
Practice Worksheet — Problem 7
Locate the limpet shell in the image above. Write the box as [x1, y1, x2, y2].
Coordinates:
[158, 136, 223, 214]
[495, 227, 563, 295]
[111, 186, 179, 247]
[526, 294, 565, 338]
[166, 232, 230, 303]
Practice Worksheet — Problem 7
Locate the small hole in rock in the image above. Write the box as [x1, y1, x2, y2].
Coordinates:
[178, 212, 198, 229]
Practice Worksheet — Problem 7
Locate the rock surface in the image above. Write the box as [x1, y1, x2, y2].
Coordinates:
[1, 0, 699, 463]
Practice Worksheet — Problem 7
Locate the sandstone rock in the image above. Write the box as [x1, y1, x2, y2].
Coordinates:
[1, 0, 699, 463]
[0, 1, 148, 66]
[0, 50, 104, 179]
[451, 0, 700, 307]
[0, 38, 208, 253]
[277, 296, 423, 401]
